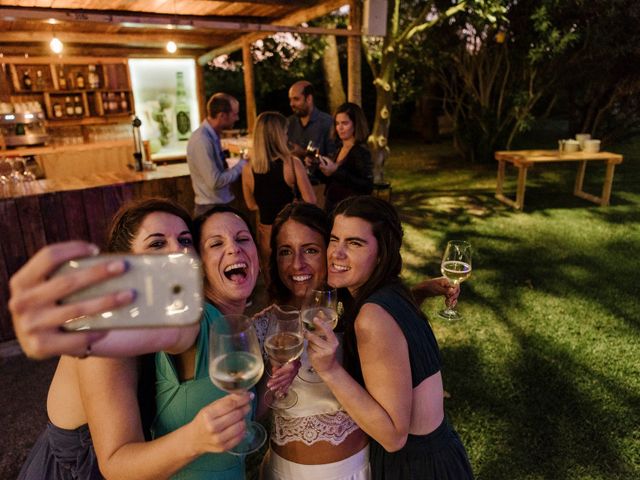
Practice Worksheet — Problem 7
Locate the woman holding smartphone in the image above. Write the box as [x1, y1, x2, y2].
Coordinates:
[11, 199, 293, 479]
[306, 196, 474, 479]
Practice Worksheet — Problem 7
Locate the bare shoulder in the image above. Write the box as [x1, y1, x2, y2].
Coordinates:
[355, 303, 401, 337]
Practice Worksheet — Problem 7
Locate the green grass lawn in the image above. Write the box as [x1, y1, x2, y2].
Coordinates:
[386, 138, 640, 479]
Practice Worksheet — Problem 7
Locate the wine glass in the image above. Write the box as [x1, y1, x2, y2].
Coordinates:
[263, 305, 304, 410]
[438, 240, 472, 321]
[298, 286, 338, 383]
[208, 314, 267, 455]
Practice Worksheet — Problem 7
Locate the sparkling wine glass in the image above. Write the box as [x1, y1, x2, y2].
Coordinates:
[298, 286, 338, 383]
[263, 305, 304, 410]
[438, 240, 472, 321]
[208, 314, 266, 455]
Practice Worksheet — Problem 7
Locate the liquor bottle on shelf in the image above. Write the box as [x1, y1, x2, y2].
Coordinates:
[67, 72, 75, 90]
[102, 92, 110, 113]
[22, 70, 33, 90]
[76, 71, 85, 89]
[53, 103, 63, 118]
[73, 96, 83, 116]
[65, 96, 74, 117]
[35, 69, 45, 90]
[175, 71, 191, 141]
[119, 92, 128, 112]
[88, 65, 100, 89]
[108, 93, 118, 112]
[58, 66, 67, 90]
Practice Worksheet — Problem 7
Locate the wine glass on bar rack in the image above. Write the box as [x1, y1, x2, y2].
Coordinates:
[263, 305, 304, 410]
[298, 286, 338, 383]
[438, 240, 472, 321]
[208, 314, 266, 455]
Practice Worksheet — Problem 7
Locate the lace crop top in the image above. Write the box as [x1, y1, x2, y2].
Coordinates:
[253, 305, 361, 446]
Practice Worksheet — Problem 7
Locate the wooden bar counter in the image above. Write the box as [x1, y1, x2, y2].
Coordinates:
[0, 163, 194, 343]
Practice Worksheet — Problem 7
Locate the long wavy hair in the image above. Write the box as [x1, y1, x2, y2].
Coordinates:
[251, 111, 291, 174]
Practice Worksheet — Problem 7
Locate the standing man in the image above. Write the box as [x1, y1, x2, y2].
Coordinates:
[187, 92, 247, 217]
[286, 80, 336, 160]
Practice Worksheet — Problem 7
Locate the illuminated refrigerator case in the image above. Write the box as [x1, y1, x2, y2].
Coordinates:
[129, 58, 200, 161]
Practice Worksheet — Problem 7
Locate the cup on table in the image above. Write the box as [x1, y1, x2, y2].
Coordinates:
[563, 139, 580, 153]
[575, 133, 591, 150]
[583, 139, 601, 153]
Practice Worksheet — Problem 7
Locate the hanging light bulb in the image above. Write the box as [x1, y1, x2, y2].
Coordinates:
[50, 36, 63, 54]
[166, 40, 177, 54]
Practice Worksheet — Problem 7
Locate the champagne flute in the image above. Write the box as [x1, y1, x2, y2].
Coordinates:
[208, 314, 266, 455]
[263, 305, 304, 410]
[438, 240, 472, 321]
[298, 286, 338, 383]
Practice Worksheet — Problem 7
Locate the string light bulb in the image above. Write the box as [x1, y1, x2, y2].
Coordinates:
[166, 40, 177, 54]
[50, 36, 63, 54]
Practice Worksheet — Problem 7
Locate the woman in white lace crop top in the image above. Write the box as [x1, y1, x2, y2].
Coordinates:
[253, 202, 370, 480]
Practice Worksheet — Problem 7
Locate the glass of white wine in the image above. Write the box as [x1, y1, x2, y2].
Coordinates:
[208, 314, 266, 455]
[438, 240, 472, 321]
[264, 305, 304, 410]
[298, 287, 338, 383]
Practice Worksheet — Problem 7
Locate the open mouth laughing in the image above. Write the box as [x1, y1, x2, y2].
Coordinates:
[330, 263, 350, 272]
[223, 262, 249, 282]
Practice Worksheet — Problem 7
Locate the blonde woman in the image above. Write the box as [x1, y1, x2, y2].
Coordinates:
[242, 111, 316, 280]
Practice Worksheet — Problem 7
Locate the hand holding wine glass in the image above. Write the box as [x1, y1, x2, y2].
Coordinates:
[298, 286, 338, 383]
[438, 240, 472, 321]
[264, 305, 304, 410]
[208, 314, 266, 455]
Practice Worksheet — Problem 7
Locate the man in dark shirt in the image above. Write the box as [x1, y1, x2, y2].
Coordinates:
[286, 80, 336, 160]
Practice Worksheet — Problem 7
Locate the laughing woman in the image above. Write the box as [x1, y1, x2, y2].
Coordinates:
[306, 196, 474, 480]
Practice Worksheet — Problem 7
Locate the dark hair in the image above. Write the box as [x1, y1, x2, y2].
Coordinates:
[268, 202, 330, 304]
[207, 92, 236, 118]
[106, 198, 193, 253]
[192, 204, 255, 253]
[331, 195, 404, 308]
[334, 102, 369, 143]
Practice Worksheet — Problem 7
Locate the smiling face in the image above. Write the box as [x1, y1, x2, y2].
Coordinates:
[130, 211, 195, 255]
[335, 112, 355, 142]
[199, 212, 259, 313]
[327, 214, 379, 296]
[276, 219, 327, 306]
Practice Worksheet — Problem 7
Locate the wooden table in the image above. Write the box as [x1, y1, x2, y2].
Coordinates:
[494, 149, 624, 210]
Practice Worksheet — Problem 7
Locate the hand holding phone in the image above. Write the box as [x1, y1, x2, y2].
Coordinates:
[58, 253, 203, 331]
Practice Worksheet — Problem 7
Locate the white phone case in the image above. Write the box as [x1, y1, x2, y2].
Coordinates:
[58, 253, 203, 330]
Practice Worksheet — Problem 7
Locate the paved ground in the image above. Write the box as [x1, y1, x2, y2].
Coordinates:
[0, 353, 57, 479]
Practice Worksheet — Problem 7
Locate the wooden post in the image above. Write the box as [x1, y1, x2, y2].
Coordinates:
[347, 0, 362, 105]
[196, 61, 206, 123]
[242, 41, 257, 134]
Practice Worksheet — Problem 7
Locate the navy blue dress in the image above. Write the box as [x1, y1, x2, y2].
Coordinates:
[344, 282, 474, 480]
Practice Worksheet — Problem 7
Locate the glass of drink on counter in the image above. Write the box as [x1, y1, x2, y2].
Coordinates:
[208, 314, 266, 455]
[263, 305, 304, 410]
[298, 286, 338, 383]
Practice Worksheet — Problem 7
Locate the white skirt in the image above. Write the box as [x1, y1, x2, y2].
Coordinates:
[262, 446, 370, 480]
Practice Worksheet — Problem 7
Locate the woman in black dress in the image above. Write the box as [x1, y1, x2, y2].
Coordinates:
[316, 103, 373, 213]
[305, 195, 474, 480]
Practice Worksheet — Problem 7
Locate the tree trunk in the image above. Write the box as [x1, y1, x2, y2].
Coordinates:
[368, 51, 397, 183]
[322, 35, 346, 114]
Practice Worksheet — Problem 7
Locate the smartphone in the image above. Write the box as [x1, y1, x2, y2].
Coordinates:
[57, 253, 203, 331]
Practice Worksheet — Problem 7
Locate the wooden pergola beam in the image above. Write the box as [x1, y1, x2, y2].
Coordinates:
[1, 31, 223, 49]
[198, 0, 351, 64]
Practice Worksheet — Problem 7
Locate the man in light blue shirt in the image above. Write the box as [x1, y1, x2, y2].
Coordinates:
[187, 93, 247, 216]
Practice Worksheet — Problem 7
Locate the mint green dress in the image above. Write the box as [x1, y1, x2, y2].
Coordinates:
[152, 303, 251, 480]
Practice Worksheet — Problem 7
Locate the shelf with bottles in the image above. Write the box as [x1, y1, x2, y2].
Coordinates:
[97, 91, 133, 116]
[52, 64, 103, 92]
[9, 64, 55, 93]
[44, 92, 89, 121]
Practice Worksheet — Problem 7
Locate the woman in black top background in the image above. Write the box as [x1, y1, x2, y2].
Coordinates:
[316, 103, 374, 213]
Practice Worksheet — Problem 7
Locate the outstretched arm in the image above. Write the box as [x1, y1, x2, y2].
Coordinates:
[411, 277, 459, 307]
